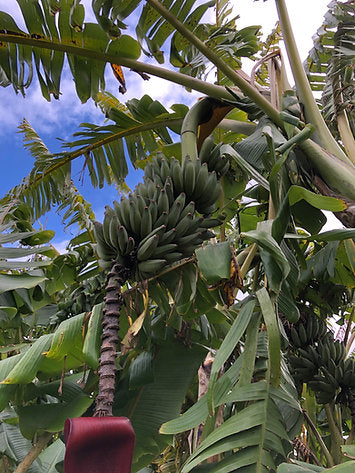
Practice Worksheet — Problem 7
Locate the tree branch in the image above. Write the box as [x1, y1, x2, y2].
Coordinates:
[13, 432, 53, 473]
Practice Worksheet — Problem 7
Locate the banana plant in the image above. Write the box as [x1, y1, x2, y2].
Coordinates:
[0, 1, 354, 473]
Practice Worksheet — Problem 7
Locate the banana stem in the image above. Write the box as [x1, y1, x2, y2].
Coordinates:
[324, 403, 343, 465]
[181, 99, 213, 161]
[302, 409, 334, 467]
[240, 243, 258, 278]
[274, 0, 351, 165]
[146, 0, 284, 129]
[94, 263, 131, 417]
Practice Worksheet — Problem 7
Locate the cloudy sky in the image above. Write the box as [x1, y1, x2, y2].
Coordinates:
[0, 0, 334, 250]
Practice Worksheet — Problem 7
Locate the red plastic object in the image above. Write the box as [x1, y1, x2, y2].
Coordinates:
[64, 417, 135, 473]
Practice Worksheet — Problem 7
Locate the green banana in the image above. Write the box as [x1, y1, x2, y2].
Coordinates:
[194, 162, 209, 198]
[180, 201, 195, 219]
[157, 188, 170, 214]
[108, 216, 120, 250]
[171, 158, 184, 194]
[129, 200, 141, 236]
[160, 157, 171, 181]
[165, 252, 183, 263]
[167, 193, 186, 229]
[139, 224, 166, 248]
[137, 233, 160, 261]
[164, 177, 174, 205]
[126, 236, 135, 254]
[119, 197, 132, 231]
[154, 211, 169, 228]
[198, 135, 215, 164]
[160, 228, 177, 245]
[199, 217, 224, 228]
[175, 213, 194, 238]
[136, 194, 147, 214]
[290, 327, 302, 347]
[151, 243, 178, 258]
[138, 259, 167, 277]
[177, 232, 203, 247]
[117, 225, 130, 255]
[149, 199, 158, 224]
[309, 379, 336, 394]
[183, 158, 196, 197]
[140, 206, 153, 239]
[298, 323, 308, 345]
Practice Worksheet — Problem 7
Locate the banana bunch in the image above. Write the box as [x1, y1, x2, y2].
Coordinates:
[144, 154, 222, 215]
[288, 345, 320, 383]
[198, 136, 230, 177]
[340, 358, 355, 390]
[94, 154, 225, 279]
[316, 335, 346, 367]
[289, 316, 327, 348]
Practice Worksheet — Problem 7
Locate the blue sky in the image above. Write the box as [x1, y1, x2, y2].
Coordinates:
[0, 0, 333, 251]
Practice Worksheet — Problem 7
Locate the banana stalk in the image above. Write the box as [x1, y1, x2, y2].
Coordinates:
[94, 262, 131, 417]
[275, 0, 351, 165]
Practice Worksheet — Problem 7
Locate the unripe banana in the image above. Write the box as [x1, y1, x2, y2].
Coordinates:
[175, 213, 194, 238]
[171, 158, 184, 194]
[129, 200, 141, 236]
[108, 216, 120, 250]
[149, 199, 158, 224]
[180, 201, 195, 219]
[154, 211, 169, 228]
[119, 197, 131, 231]
[194, 162, 209, 198]
[160, 158, 171, 181]
[298, 324, 308, 345]
[117, 225, 130, 255]
[160, 228, 177, 245]
[157, 188, 170, 214]
[198, 135, 215, 165]
[164, 177, 174, 205]
[139, 224, 166, 248]
[138, 259, 167, 277]
[140, 206, 153, 238]
[137, 234, 160, 261]
[151, 243, 178, 258]
[177, 231, 203, 247]
[165, 252, 183, 263]
[167, 193, 186, 229]
[290, 327, 302, 348]
[183, 158, 196, 197]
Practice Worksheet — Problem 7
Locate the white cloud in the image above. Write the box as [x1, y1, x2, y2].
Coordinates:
[52, 238, 70, 254]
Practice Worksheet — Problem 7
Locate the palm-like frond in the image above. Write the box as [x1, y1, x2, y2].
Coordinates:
[0, 0, 141, 102]
[0, 94, 185, 224]
[305, 1, 354, 137]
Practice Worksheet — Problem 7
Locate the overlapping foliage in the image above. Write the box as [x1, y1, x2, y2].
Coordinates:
[0, 1, 354, 473]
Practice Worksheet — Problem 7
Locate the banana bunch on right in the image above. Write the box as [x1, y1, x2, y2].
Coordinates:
[94, 153, 225, 279]
[288, 316, 327, 348]
[287, 320, 355, 405]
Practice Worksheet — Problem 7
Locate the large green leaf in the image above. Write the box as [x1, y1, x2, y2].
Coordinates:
[18, 393, 93, 439]
[83, 303, 103, 369]
[1, 335, 52, 384]
[0, 274, 46, 294]
[114, 339, 206, 472]
[207, 300, 256, 411]
[257, 288, 281, 387]
[242, 224, 290, 293]
[196, 242, 232, 284]
[45, 312, 85, 362]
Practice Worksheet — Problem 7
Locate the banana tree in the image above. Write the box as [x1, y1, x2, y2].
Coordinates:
[0, 1, 354, 473]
